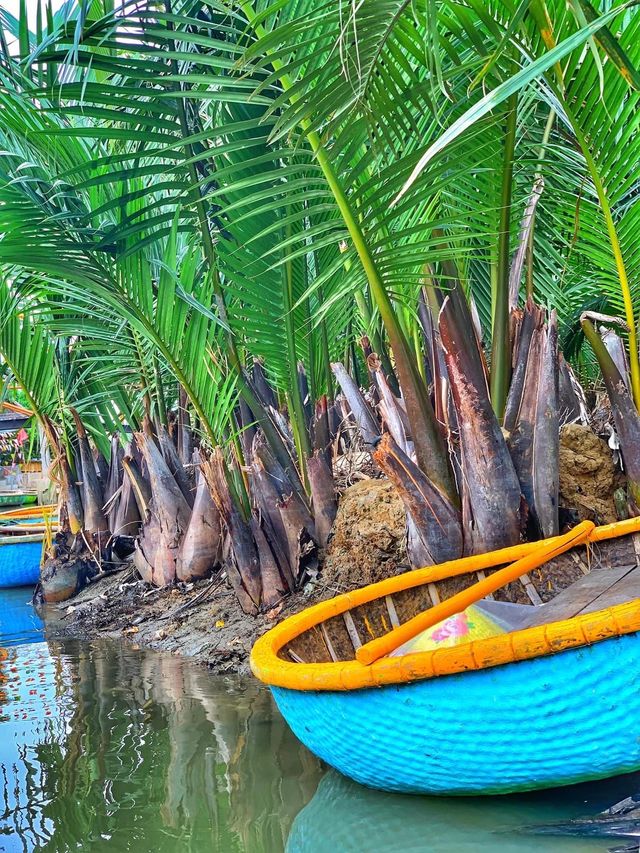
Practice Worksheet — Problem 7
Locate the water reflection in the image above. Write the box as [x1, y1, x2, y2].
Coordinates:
[288, 769, 640, 852]
[1, 590, 638, 853]
[0, 639, 322, 851]
[0, 588, 43, 647]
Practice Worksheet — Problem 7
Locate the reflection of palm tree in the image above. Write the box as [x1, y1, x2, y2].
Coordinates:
[226, 686, 321, 853]
[168, 663, 322, 850]
[5, 639, 323, 851]
[150, 654, 324, 851]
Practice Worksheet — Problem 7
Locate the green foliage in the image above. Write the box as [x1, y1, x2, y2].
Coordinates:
[0, 0, 640, 459]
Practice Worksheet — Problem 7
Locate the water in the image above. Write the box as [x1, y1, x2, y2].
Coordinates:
[0, 589, 636, 852]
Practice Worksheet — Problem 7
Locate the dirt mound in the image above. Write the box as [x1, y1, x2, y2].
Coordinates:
[559, 423, 617, 524]
[321, 478, 407, 590]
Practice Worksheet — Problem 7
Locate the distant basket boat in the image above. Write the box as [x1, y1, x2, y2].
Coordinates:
[252, 518, 640, 796]
[0, 505, 56, 588]
[0, 493, 38, 508]
[0, 504, 58, 534]
[0, 505, 51, 519]
[0, 533, 42, 588]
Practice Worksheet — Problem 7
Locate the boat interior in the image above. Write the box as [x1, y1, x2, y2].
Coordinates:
[282, 531, 640, 665]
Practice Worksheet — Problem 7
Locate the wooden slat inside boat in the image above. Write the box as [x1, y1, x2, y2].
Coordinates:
[281, 528, 640, 665]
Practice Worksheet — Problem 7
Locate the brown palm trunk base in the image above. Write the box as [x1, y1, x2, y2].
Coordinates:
[39, 529, 110, 603]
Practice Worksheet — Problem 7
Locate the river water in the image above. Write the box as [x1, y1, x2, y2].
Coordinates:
[0, 587, 635, 852]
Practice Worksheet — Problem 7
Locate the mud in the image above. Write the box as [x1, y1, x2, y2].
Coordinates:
[42, 569, 322, 676]
[42, 478, 408, 674]
[321, 477, 408, 589]
[559, 423, 618, 524]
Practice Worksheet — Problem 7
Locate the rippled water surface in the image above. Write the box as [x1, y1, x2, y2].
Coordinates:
[0, 587, 636, 851]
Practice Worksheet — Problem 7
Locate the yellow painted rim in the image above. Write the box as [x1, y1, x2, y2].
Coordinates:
[250, 517, 640, 692]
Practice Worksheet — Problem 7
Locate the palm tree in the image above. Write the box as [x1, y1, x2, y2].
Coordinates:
[1, 0, 639, 605]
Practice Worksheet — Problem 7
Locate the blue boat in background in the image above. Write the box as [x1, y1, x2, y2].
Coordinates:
[0, 533, 42, 588]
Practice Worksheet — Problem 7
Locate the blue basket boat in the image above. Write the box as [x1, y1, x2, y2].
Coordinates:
[0, 533, 42, 588]
[252, 518, 640, 796]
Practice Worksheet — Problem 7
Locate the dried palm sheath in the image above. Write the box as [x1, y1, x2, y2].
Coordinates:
[134, 428, 191, 586]
[439, 296, 521, 554]
[176, 470, 222, 582]
[70, 409, 109, 539]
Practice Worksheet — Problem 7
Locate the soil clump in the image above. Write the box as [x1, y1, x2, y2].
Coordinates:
[559, 424, 618, 524]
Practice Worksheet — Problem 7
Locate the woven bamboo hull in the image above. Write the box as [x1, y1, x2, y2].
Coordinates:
[273, 630, 640, 794]
[0, 535, 42, 588]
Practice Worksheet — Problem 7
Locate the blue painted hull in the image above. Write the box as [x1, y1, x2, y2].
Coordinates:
[272, 630, 640, 795]
[0, 538, 42, 588]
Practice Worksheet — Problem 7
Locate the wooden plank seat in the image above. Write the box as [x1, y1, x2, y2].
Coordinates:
[521, 562, 640, 628]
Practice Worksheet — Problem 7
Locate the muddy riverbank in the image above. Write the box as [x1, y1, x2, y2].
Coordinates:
[42, 477, 410, 675]
[41, 570, 319, 676]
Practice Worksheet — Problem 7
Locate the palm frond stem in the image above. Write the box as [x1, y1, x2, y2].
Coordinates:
[490, 92, 518, 418]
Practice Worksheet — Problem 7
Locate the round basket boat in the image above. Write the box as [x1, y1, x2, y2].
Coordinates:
[0, 533, 44, 588]
[251, 518, 640, 796]
[0, 505, 55, 588]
